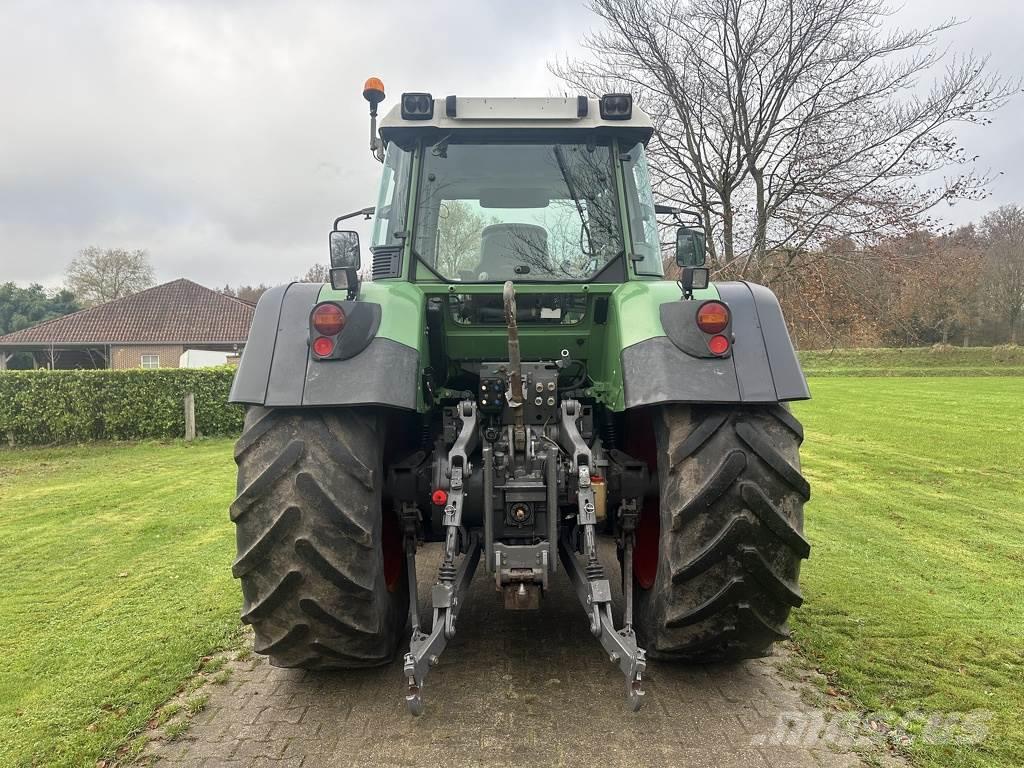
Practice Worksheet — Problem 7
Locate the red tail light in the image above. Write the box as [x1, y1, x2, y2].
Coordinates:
[312, 336, 335, 356]
[696, 301, 730, 334]
[707, 334, 730, 355]
[312, 302, 346, 336]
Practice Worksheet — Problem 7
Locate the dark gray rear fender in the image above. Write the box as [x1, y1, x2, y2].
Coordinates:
[229, 282, 419, 410]
[621, 281, 809, 408]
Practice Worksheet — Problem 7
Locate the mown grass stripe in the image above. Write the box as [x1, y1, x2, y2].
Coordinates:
[0, 439, 241, 768]
[792, 377, 1024, 768]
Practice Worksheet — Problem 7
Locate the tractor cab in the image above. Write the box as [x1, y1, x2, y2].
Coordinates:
[360, 90, 664, 286]
[326, 84, 712, 368]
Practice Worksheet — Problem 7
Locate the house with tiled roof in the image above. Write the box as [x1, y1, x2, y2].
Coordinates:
[0, 279, 254, 370]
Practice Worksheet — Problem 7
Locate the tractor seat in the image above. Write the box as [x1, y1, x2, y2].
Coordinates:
[476, 223, 549, 280]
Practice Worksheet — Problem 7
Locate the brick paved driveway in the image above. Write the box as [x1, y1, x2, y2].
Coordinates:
[145, 543, 898, 768]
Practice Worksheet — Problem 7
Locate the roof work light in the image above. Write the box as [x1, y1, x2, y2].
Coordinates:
[599, 93, 632, 120]
[401, 92, 434, 120]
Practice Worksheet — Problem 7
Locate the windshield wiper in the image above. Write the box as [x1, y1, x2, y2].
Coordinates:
[552, 145, 594, 256]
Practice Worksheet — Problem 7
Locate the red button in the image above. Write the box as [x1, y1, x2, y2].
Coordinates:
[431, 489, 448, 506]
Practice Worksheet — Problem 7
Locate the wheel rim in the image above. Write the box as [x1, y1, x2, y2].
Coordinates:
[634, 496, 660, 589]
[625, 408, 660, 590]
[381, 508, 403, 592]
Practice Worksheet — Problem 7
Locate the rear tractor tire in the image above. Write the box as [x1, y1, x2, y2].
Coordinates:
[231, 406, 408, 669]
[633, 404, 810, 662]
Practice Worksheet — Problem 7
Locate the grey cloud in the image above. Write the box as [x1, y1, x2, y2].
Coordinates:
[0, 0, 1019, 288]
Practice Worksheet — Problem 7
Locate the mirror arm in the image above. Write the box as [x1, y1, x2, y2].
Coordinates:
[655, 203, 702, 226]
[345, 269, 360, 301]
[333, 207, 376, 229]
[679, 268, 695, 300]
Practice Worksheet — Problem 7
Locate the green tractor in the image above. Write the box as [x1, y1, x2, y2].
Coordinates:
[228, 79, 810, 714]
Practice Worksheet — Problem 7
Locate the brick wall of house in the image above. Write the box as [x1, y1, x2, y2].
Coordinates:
[111, 344, 184, 370]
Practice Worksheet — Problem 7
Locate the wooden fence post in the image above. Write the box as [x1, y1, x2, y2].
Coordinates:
[184, 392, 196, 442]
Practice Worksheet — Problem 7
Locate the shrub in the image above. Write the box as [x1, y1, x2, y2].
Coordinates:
[0, 367, 243, 445]
[991, 343, 1024, 364]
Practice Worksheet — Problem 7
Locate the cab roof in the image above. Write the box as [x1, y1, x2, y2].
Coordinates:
[378, 96, 654, 146]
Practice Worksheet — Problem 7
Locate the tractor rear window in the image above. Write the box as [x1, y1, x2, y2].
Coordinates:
[413, 141, 622, 282]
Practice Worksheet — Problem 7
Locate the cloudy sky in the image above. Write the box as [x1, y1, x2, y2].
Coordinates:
[1, 0, 1021, 290]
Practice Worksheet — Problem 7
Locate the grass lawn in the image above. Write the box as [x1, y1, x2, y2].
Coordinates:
[799, 345, 1024, 377]
[792, 378, 1024, 768]
[0, 376, 1021, 767]
[0, 440, 240, 768]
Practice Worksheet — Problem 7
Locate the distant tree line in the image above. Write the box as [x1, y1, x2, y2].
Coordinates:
[771, 205, 1024, 348]
[2, 246, 154, 311]
[0, 283, 82, 369]
[1, 246, 157, 368]
[220, 262, 328, 305]
[220, 283, 271, 304]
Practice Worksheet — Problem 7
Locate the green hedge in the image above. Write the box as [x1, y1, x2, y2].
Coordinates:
[0, 367, 244, 445]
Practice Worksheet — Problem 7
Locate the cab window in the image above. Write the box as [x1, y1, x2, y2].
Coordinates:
[413, 140, 622, 282]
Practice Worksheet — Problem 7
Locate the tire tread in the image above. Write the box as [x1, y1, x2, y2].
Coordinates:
[636, 405, 809, 662]
[232, 406, 407, 669]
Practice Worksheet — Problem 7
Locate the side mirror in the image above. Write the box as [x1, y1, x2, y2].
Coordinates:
[328, 230, 361, 298]
[675, 227, 706, 267]
[329, 230, 361, 270]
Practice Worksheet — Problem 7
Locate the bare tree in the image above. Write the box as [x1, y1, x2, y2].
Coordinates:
[222, 284, 270, 304]
[66, 247, 154, 305]
[301, 264, 330, 283]
[979, 205, 1024, 343]
[436, 201, 495, 277]
[888, 230, 983, 345]
[552, 0, 1018, 279]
